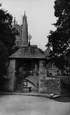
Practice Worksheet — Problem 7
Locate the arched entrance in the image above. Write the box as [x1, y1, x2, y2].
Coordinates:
[15, 58, 39, 92]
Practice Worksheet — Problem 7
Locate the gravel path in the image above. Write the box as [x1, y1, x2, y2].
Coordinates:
[0, 95, 70, 115]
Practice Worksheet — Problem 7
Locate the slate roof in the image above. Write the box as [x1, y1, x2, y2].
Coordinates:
[9, 45, 45, 59]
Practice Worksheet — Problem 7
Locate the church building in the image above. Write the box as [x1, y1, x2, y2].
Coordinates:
[7, 12, 60, 94]
[7, 12, 47, 92]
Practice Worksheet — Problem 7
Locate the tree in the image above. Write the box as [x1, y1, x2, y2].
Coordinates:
[0, 41, 8, 91]
[48, 0, 70, 71]
[0, 4, 17, 55]
[0, 4, 18, 91]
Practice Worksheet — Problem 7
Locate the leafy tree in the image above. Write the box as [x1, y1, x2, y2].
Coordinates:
[0, 4, 17, 55]
[0, 4, 18, 91]
[48, 0, 70, 71]
[0, 41, 8, 91]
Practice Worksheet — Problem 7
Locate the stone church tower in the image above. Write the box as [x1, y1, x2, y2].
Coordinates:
[21, 11, 28, 46]
[13, 12, 28, 47]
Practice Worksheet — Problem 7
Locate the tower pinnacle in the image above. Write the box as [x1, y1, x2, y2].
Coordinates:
[21, 11, 28, 46]
[13, 17, 16, 27]
[24, 10, 26, 16]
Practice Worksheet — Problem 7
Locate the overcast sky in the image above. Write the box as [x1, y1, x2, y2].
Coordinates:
[1, 0, 56, 51]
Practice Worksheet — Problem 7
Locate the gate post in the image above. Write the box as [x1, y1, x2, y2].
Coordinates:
[7, 59, 16, 91]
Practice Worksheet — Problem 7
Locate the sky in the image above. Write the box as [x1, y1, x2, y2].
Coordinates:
[1, 0, 56, 51]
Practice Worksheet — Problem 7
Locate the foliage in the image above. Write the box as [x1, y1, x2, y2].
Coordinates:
[0, 4, 18, 91]
[48, 0, 70, 71]
[0, 41, 8, 91]
[0, 5, 17, 55]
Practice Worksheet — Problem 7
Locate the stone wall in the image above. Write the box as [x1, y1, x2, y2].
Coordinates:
[39, 77, 61, 95]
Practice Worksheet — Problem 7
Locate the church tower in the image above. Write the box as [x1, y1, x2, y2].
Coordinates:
[21, 11, 28, 46]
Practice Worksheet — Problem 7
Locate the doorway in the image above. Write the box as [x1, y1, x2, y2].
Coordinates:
[15, 59, 39, 92]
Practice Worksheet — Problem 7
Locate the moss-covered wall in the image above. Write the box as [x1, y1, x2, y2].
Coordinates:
[39, 77, 61, 95]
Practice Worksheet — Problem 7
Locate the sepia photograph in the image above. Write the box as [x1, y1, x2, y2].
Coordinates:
[0, 0, 70, 115]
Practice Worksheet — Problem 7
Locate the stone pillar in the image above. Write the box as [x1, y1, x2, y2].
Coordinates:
[39, 60, 47, 93]
[7, 59, 16, 91]
[34, 64, 38, 76]
[39, 60, 47, 78]
[39, 60, 43, 70]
